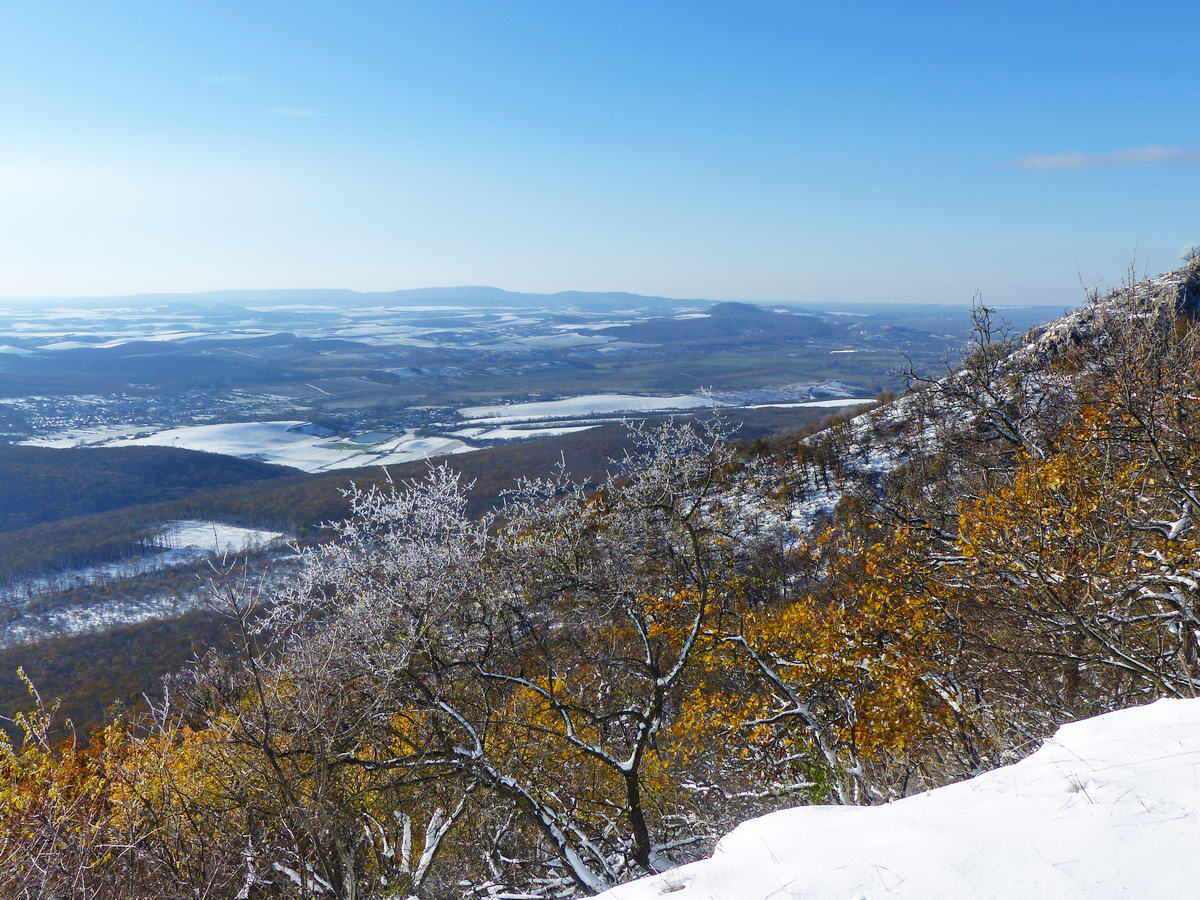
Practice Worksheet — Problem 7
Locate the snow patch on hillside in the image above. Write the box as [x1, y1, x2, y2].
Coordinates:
[458, 394, 727, 423]
[20, 423, 161, 447]
[743, 397, 874, 410]
[0, 521, 289, 647]
[98, 421, 474, 472]
[455, 424, 600, 440]
[599, 698, 1200, 900]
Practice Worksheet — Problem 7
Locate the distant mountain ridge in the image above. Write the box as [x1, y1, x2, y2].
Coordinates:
[0, 286, 712, 311]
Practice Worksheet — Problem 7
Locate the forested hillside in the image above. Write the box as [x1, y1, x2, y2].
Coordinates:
[0, 446, 295, 533]
[0, 407, 838, 741]
[0, 611, 231, 743]
[3, 258, 1199, 899]
[0, 407, 829, 584]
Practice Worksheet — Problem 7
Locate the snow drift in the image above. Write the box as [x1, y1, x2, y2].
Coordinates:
[598, 698, 1200, 899]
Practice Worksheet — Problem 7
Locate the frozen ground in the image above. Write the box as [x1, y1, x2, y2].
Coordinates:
[1, 520, 286, 600]
[14, 382, 886, 482]
[18, 390, 874, 474]
[0, 299, 689, 355]
[599, 698, 1200, 900]
[86, 421, 474, 472]
[20, 423, 161, 448]
[0, 520, 288, 646]
[18, 395, 729, 473]
[743, 398, 874, 410]
[0, 590, 209, 647]
[158, 520, 288, 555]
[452, 424, 600, 440]
[458, 393, 728, 423]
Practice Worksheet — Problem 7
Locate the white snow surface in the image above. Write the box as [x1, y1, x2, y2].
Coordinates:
[743, 398, 875, 410]
[20, 423, 161, 447]
[458, 393, 727, 423]
[0, 520, 290, 647]
[159, 520, 287, 555]
[452, 424, 600, 440]
[599, 698, 1200, 900]
[97, 421, 474, 472]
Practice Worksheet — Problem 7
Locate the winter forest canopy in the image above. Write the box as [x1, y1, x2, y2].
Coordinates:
[4, 258, 1200, 897]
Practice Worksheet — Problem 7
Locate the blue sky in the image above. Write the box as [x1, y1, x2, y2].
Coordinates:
[2, 0, 1197, 303]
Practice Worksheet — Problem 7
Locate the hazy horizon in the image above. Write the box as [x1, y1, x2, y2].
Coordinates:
[0, 281, 1076, 310]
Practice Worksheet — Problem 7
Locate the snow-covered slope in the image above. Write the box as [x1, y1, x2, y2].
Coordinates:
[779, 259, 1200, 535]
[457, 393, 730, 423]
[599, 699, 1200, 899]
[99, 421, 473, 472]
[1019, 257, 1200, 364]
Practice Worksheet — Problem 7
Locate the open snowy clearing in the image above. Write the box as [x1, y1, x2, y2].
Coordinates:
[743, 398, 875, 410]
[456, 424, 600, 441]
[511, 333, 615, 348]
[15, 386, 880, 478]
[0, 520, 289, 647]
[158, 520, 288, 555]
[37, 331, 213, 349]
[0, 520, 287, 597]
[94, 421, 474, 472]
[20, 423, 162, 448]
[599, 698, 1200, 900]
[458, 393, 728, 423]
[0, 520, 285, 614]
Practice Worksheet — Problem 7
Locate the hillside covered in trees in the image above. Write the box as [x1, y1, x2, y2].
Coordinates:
[0, 407, 829, 587]
[0, 446, 296, 533]
[3, 257, 1200, 898]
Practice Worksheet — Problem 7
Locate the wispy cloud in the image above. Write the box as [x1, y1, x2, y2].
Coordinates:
[268, 106, 318, 117]
[1013, 145, 1200, 170]
[200, 74, 244, 85]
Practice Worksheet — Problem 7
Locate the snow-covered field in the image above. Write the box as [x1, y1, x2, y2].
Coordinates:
[743, 398, 874, 410]
[158, 520, 287, 555]
[0, 591, 208, 647]
[15, 384, 884, 479]
[0, 520, 289, 646]
[0, 300, 683, 355]
[458, 393, 728, 424]
[453, 424, 600, 440]
[600, 698, 1200, 900]
[20, 423, 161, 448]
[63, 421, 476, 472]
[1, 520, 286, 601]
[19, 390, 876, 472]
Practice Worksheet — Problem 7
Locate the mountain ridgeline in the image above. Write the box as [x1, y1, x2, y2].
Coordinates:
[4, 257, 1200, 898]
